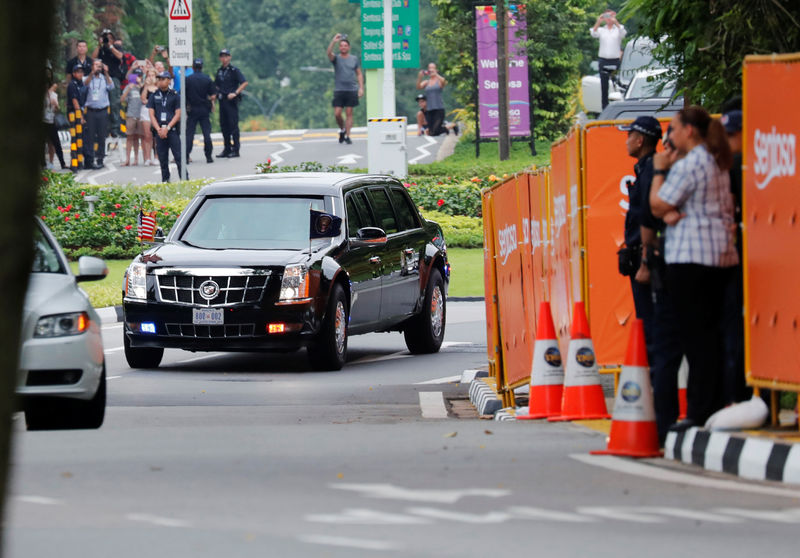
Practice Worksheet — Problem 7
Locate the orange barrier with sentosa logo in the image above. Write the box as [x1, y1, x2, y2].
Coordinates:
[549, 136, 575, 357]
[743, 54, 800, 390]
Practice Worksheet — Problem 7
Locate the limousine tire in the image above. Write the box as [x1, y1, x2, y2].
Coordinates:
[124, 335, 164, 369]
[404, 268, 446, 354]
[308, 283, 348, 371]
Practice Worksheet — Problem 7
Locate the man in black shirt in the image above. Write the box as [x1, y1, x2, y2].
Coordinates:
[65, 39, 93, 84]
[214, 48, 248, 158]
[66, 65, 87, 171]
[622, 116, 682, 445]
[147, 71, 184, 182]
[185, 58, 216, 164]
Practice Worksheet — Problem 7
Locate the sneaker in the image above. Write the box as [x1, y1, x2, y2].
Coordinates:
[344, 136, 352, 145]
[338, 129, 345, 144]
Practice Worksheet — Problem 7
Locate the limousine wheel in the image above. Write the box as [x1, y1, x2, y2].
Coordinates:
[308, 283, 348, 371]
[404, 268, 446, 354]
[124, 335, 164, 369]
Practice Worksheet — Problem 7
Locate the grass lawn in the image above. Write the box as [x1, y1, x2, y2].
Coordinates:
[74, 247, 485, 310]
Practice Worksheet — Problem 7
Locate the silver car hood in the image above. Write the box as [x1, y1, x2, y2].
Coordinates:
[22, 273, 97, 334]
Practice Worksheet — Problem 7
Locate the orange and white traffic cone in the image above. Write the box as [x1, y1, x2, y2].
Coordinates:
[677, 356, 688, 420]
[592, 319, 662, 457]
[517, 301, 563, 420]
[548, 302, 610, 422]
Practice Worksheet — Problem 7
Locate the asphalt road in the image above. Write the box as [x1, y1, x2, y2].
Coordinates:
[69, 126, 445, 186]
[8, 301, 800, 557]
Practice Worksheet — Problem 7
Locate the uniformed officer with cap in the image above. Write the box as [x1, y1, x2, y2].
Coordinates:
[185, 57, 216, 163]
[215, 48, 248, 158]
[147, 71, 185, 182]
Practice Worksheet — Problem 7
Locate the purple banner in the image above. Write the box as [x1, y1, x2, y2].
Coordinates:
[475, 5, 530, 138]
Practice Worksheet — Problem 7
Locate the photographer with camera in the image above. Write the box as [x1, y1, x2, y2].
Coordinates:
[590, 10, 626, 110]
[82, 59, 114, 169]
[619, 116, 683, 445]
[326, 33, 363, 145]
[92, 29, 125, 136]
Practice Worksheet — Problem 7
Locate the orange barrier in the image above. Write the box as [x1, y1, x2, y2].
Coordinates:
[743, 54, 800, 391]
[549, 136, 574, 356]
[482, 190, 502, 380]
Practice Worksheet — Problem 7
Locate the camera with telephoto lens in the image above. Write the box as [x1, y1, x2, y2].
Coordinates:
[101, 29, 112, 45]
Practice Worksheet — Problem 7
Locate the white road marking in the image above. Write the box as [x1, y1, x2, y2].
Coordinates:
[407, 507, 510, 524]
[88, 161, 118, 185]
[571, 453, 800, 499]
[440, 341, 472, 348]
[268, 142, 294, 165]
[269, 129, 307, 136]
[330, 483, 510, 504]
[299, 534, 401, 551]
[408, 135, 438, 164]
[15, 495, 63, 506]
[350, 351, 411, 365]
[415, 375, 461, 385]
[104, 347, 125, 354]
[508, 506, 596, 523]
[126, 513, 191, 528]
[107, 375, 123, 380]
[336, 153, 363, 165]
[643, 507, 742, 523]
[460, 369, 482, 383]
[305, 508, 430, 525]
[714, 507, 800, 523]
[577, 506, 666, 523]
[419, 391, 448, 419]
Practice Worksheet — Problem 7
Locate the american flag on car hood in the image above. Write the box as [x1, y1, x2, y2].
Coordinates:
[137, 210, 157, 242]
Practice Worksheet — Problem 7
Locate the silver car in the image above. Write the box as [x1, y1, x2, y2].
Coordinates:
[18, 219, 108, 430]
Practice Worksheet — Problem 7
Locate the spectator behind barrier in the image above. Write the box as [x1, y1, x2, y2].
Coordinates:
[649, 106, 738, 433]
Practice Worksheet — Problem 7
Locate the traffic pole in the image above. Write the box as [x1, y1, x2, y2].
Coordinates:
[180, 66, 187, 180]
[382, 0, 395, 117]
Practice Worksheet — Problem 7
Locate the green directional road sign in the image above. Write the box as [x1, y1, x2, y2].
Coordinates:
[361, 0, 420, 69]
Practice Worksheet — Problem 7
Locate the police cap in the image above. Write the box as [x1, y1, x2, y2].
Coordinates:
[219, 48, 231, 56]
[156, 71, 171, 79]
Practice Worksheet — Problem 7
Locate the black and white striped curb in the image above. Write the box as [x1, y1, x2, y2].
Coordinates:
[96, 305, 124, 324]
[665, 427, 800, 485]
[494, 406, 525, 421]
[468, 377, 503, 416]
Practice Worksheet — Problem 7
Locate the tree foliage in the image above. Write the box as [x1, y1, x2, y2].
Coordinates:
[430, 0, 605, 141]
[622, 0, 800, 109]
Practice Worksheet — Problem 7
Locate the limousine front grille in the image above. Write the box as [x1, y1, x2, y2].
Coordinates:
[164, 323, 256, 338]
[155, 268, 271, 307]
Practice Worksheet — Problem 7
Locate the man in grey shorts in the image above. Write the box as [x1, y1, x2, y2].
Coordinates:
[326, 33, 364, 144]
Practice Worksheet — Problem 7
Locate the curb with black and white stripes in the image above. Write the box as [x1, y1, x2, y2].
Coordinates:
[467, 374, 504, 416]
[666, 427, 800, 485]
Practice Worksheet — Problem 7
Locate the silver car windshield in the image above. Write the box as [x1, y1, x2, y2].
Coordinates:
[180, 196, 327, 250]
[32, 225, 66, 274]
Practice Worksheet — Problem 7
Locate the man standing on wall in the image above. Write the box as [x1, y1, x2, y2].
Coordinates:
[215, 48, 248, 158]
[326, 33, 363, 145]
[590, 9, 626, 110]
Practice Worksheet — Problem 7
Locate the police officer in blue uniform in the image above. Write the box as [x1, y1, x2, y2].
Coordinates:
[147, 71, 185, 182]
[215, 48, 248, 158]
[621, 116, 682, 445]
[185, 57, 216, 164]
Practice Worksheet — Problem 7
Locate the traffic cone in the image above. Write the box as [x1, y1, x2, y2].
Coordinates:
[592, 319, 662, 457]
[677, 356, 688, 420]
[548, 302, 610, 422]
[517, 302, 563, 420]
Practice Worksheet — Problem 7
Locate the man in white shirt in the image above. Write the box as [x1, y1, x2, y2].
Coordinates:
[590, 10, 626, 109]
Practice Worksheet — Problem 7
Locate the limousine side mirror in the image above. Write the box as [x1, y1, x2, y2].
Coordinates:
[356, 227, 387, 243]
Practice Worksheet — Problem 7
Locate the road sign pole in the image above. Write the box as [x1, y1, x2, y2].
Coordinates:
[180, 68, 187, 180]
[381, 0, 395, 117]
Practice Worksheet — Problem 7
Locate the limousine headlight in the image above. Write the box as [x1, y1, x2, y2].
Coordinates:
[125, 262, 147, 301]
[278, 264, 309, 303]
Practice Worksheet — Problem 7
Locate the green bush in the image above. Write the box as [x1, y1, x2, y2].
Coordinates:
[37, 170, 201, 258]
[422, 210, 483, 248]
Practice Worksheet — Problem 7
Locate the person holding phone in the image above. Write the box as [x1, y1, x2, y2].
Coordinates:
[416, 62, 449, 136]
[590, 10, 626, 110]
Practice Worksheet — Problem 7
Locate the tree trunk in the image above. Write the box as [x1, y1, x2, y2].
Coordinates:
[0, 0, 57, 553]
[496, 0, 510, 161]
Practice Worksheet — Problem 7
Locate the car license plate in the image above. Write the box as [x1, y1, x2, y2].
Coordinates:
[193, 308, 224, 325]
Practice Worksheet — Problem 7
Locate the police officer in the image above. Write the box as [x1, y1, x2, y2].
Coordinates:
[66, 65, 87, 171]
[215, 48, 248, 158]
[185, 58, 216, 164]
[621, 116, 682, 445]
[147, 71, 184, 182]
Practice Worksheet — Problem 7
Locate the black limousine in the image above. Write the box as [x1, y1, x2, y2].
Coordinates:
[122, 173, 449, 370]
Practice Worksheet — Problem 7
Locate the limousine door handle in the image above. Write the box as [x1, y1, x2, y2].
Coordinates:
[369, 256, 382, 265]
